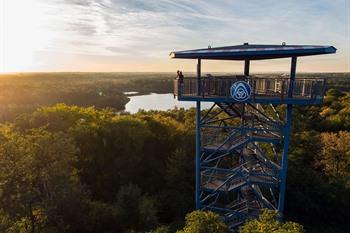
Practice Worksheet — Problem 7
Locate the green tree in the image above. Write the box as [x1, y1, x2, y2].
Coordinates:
[150, 225, 171, 233]
[239, 210, 304, 233]
[176, 211, 229, 233]
[159, 149, 194, 222]
[321, 91, 350, 131]
[115, 184, 158, 232]
[84, 201, 119, 233]
[318, 131, 350, 183]
[0, 127, 87, 233]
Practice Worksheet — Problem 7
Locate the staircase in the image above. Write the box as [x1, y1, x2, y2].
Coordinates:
[216, 102, 241, 117]
[199, 102, 280, 229]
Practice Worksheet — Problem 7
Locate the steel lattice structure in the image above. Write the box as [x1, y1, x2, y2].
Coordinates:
[171, 43, 336, 229]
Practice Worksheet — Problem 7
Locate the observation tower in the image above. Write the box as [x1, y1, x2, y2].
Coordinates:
[170, 43, 336, 228]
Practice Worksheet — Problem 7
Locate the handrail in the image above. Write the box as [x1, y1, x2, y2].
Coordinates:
[174, 75, 325, 101]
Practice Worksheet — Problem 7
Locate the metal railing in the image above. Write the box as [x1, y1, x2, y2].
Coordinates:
[174, 76, 325, 101]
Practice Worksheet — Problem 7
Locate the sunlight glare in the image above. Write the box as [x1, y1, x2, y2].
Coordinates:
[0, 0, 54, 72]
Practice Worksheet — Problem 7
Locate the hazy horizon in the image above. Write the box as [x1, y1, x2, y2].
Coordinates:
[1, 71, 350, 75]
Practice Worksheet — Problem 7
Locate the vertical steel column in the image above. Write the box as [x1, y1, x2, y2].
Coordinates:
[241, 59, 250, 135]
[244, 59, 250, 76]
[278, 56, 297, 216]
[288, 57, 297, 97]
[195, 59, 202, 209]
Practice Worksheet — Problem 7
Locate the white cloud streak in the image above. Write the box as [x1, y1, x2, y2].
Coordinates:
[7, 0, 350, 71]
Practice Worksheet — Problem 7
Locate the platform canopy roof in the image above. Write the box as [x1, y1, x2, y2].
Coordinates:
[170, 43, 336, 60]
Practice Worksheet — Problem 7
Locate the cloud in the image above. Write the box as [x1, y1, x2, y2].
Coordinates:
[28, 0, 350, 71]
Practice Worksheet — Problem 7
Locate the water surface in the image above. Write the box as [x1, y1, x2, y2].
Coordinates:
[125, 93, 212, 113]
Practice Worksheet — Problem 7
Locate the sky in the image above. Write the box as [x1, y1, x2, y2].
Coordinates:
[0, 0, 349, 73]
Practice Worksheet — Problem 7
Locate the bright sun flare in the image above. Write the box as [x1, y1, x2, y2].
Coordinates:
[0, 0, 54, 72]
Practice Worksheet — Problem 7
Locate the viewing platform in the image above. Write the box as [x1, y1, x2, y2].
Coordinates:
[174, 75, 326, 105]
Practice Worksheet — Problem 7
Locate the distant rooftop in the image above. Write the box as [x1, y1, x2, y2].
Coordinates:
[170, 43, 336, 60]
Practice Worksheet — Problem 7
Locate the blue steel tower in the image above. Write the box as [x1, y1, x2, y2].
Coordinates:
[171, 44, 336, 228]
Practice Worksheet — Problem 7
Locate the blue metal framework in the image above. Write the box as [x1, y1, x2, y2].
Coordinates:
[171, 43, 336, 229]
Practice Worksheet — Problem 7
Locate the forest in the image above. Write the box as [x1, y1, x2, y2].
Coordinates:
[0, 72, 349, 233]
[0, 72, 174, 122]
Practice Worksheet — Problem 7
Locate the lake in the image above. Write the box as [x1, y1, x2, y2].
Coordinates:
[124, 93, 212, 113]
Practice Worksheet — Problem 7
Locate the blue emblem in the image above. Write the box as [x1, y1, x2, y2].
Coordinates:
[230, 81, 251, 102]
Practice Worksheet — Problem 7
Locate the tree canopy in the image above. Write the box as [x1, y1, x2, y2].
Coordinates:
[0, 77, 348, 232]
[176, 211, 230, 233]
[239, 210, 304, 233]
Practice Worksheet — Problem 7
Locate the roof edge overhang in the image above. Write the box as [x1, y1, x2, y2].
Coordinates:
[170, 44, 337, 60]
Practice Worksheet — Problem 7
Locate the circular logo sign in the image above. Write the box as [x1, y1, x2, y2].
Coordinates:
[230, 81, 251, 102]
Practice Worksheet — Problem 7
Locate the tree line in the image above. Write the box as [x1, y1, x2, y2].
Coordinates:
[0, 72, 175, 122]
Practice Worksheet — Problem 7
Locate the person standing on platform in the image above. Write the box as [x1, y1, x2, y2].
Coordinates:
[178, 71, 184, 83]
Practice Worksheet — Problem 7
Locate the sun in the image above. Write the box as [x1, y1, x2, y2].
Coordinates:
[0, 0, 54, 73]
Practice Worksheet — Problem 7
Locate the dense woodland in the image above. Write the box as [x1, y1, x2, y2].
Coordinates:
[0, 73, 349, 233]
[0, 72, 174, 122]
